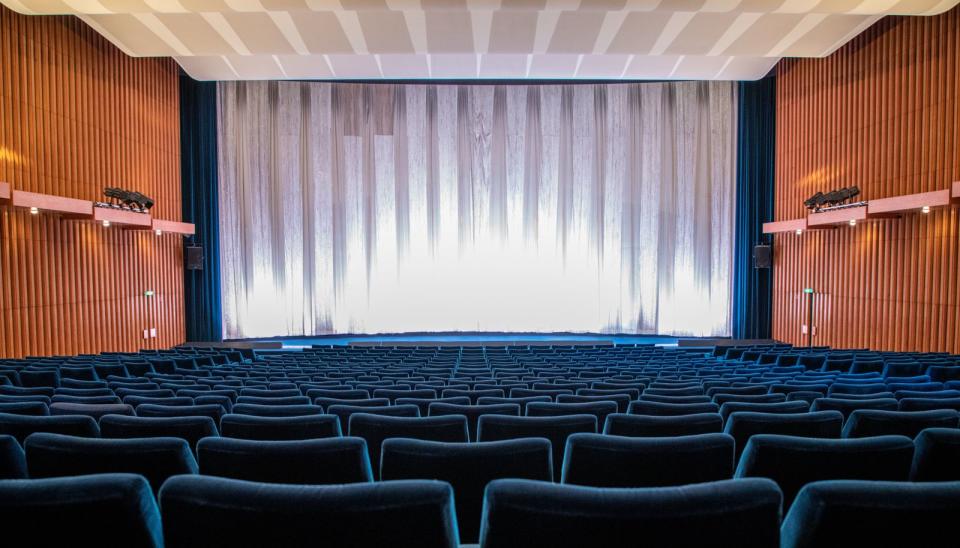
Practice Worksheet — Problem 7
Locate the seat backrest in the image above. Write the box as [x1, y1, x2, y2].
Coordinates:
[347, 414, 469, 478]
[428, 403, 520, 442]
[628, 400, 720, 416]
[810, 397, 898, 419]
[99, 414, 219, 450]
[0, 412, 100, 443]
[25, 432, 198, 492]
[735, 434, 914, 509]
[219, 413, 341, 441]
[602, 412, 723, 437]
[381, 438, 552, 543]
[724, 411, 844, 460]
[0, 401, 49, 416]
[0, 474, 162, 547]
[49, 402, 134, 420]
[159, 475, 458, 548]
[562, 433, 735, 488]
[910, 427, 960, 481]
[479, 478, 782, 548]
[526, 401, 618, 427]
[898, 397, 960, 412]
[198, 436, 373, 485]
[136, 403, 225, 423]
[781, 480, 960, 548]
[0, 434, 27, 479]
[231, 403, 325, 417]
[719, 401, 809, 422]
[477, 414, 597, 482]
[842, 409, 959, 439]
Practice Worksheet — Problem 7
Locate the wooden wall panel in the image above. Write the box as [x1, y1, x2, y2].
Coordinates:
[773, 7, 960, 353]
[0, 5, 184, 358]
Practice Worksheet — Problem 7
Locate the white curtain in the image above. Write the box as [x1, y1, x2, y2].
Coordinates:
[217, 81, 737, 339]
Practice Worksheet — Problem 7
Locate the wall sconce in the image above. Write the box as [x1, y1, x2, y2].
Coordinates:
[29, 207, 39, 215]
[921, 206, 930, 214]
[102, 220, 111, 227]
[848, 219, 857, 227]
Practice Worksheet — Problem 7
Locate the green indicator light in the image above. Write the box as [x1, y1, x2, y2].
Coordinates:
[144, 290, 155, 297]
[803, 288, 814, 294]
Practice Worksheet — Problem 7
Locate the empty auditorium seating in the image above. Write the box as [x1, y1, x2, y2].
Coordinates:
[724, 411, 844, 459]
[428, 402, 520, 442]
[602, 412, 723, 437]
[781, 480, 960, 548]
[0, 434, 26, 479]
[348, 414, 469, 478]
[219, 413, 341, 440]
[0, 413, 100, 443]
[197, 437, 373, 484]
[479, 478, 782, 548]
[99, 415, 219, 449]
[0, 474, 163, 547]
[561, 433, 735, 487]
[159, 475, 458, 548]
[380, 438, 552, 542]
[735, 434, 915, 508]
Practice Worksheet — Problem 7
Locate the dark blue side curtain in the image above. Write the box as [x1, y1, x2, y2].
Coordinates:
[732, 77, 775, 340]
[180, 72, 223, 342]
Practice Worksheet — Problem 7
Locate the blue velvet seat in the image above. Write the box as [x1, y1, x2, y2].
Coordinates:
[643, 387, 704, 397]
[428, 403, 520, 442]
[576, 387, 641, 400]
[305, 388, 370, 400]
[136, 403, 226, 423]
[841, 409, 959, 438]
[735, 434, 914, 509]
[899, 396, 960, 411]
[526, 401, 618, 427]
[239, 388, 301, 398]
[235, 395, 311, 406]
[381, 438, 552, 543]
[562, 433, 735, 487]
[639, 394, 713, 404]
[25, 433, 198, 492]
[510, 388, 573, 400]
[724, 411, 844, 459]
[49, 402, 134, 419]
[327, 403, 420, 430]
[910, 428, 960, 481]
[718, 401, 809, 421]
[122, 396, 195, 408]
[220, 413, 342, 440]
[99, 414, 219, 450]
[713, 393, 786, 406]
[198, 436, 373, 484]
[602, 412, 723, 437]
[0, 434, 27, 479]
[479, 478, 781, 548]
[477, 414, 596, 482]
[810, 397, 898, 419]
[373, 388, 437, 402]
[397, 396, 470, 416]
[51, 394, 122, 405]
[160, 475, 458, 548]
[628, 400, 720, 416]
[556, 394, 631, 413]
[231, 403, 324, 417]
[0, 401, 49, 416]
[781, 480, 960, 548]
[348, 414, 469, 479]
[0, 412, 100, 443]
[0, 474, 162, 547]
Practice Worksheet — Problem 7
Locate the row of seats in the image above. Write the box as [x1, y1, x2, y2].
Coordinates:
[2, 472, 957, 547]
[3, 427, 958, 542]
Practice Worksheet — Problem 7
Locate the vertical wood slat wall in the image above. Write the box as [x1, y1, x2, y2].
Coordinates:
[773, 7, 960, 353]
[0, 6, 185, 358]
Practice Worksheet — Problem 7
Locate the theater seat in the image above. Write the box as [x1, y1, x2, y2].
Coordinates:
[428, 403, 520, 442]
[160, 475, 458, 548]
[136, 403, 226, 423]
[198, 436, 373, 485]
[841, 409, 959, 439]
[628, 400, 719, 416]
[477, 414, 597, 482]
[724, 411, 844, 460]
[910, 428, 960, 481]
[0, 401, 49, 416]
[327, 404, 420, 431]
[0, 413, 100, 443]
[348, 414, 469, 479]
[0, 474, 162, 547]
[220, 413, 341, 441]
[479, 478, 781, 548]
[49, 402, 134, 420]
[25, 433, 198, 492]
[810, 397, 898, 419]
[781, 480, 960, 548]
[735, 434, 914, 509]
[99, 415, 219, 450]
[381, 438, 552, 543]
[899, 397, 960, 412]
[0, 434, 27, 479]
[561, 433, 735, 488]
[231, 403, 325, 417]
[718, 401, 809, 422]
[526, 401, 618, 429]
[602, 412, 723, 437]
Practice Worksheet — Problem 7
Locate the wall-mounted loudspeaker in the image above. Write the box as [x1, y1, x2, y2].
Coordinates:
[186, 246, 204, 271]
[753, 244, 771, 269]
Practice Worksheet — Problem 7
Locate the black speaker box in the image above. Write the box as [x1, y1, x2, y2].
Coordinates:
[753, 244, 771, 269]
[186, 246, 204, 271]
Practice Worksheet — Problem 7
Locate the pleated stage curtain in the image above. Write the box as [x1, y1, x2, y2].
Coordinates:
[732, 77, 775, 340]
[217, 82, 737, 339]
